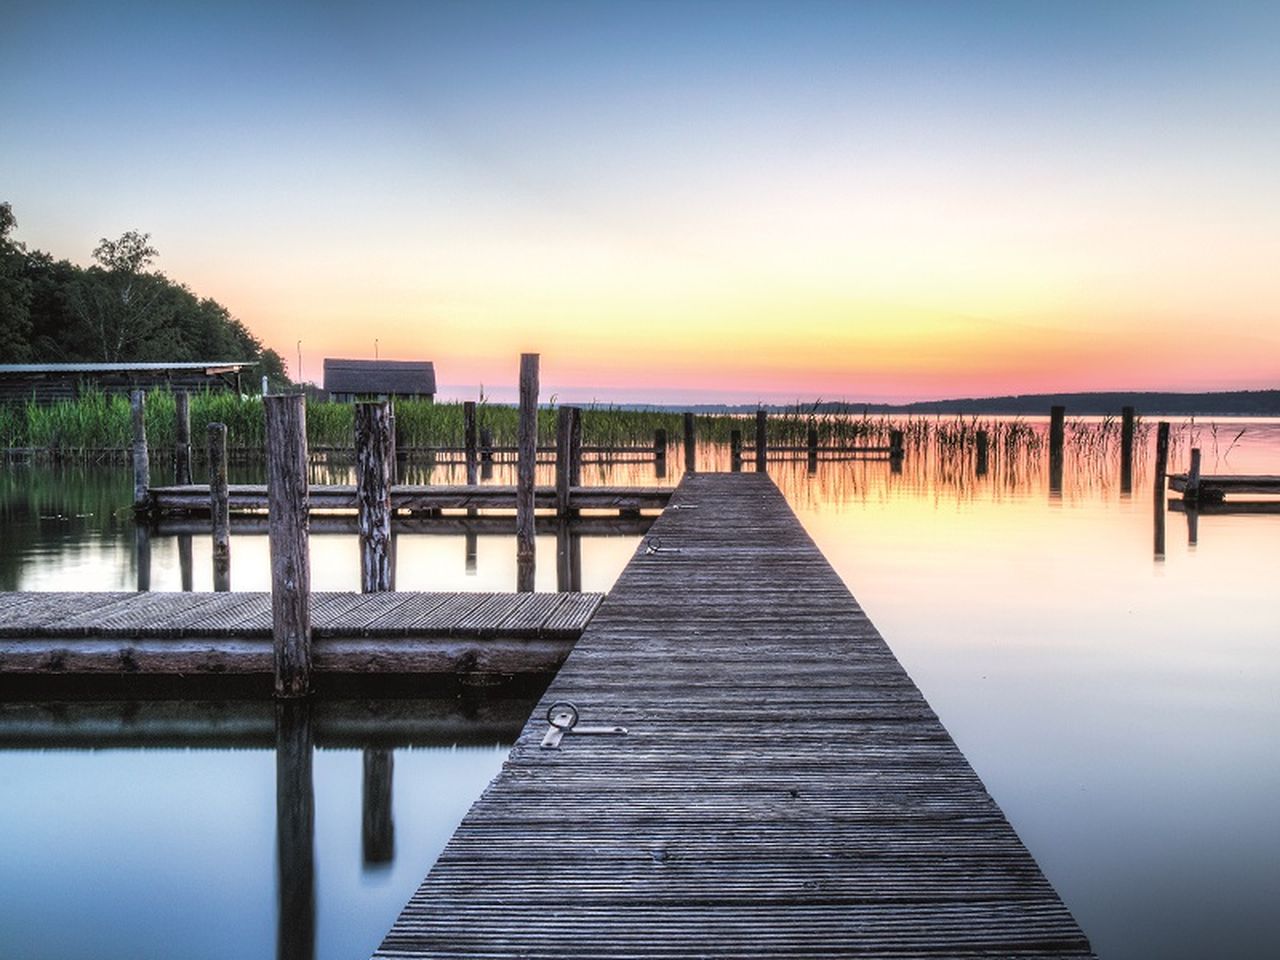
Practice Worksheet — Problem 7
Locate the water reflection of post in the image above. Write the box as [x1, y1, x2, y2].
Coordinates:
[464, 530, 478, 575]
[178, 534, 193, 592]
[1153, 421, 1170, 559]
[134, 524, 151, 592]
[1185, 506, 1199, 547]
[362, 748, 394, 867]
[275, 701, 315, 960]
[556, 521, 573, 592]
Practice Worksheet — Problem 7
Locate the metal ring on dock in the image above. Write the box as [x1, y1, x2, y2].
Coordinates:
[645, 537, 661, 554]
[546, 700, 579, 730]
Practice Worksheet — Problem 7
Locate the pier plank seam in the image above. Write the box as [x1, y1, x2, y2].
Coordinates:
[374, 473, 1093, 959]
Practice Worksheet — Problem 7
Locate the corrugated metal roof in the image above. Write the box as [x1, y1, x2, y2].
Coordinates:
[0, 361, 256, 373]
[323, 359, 436, 395]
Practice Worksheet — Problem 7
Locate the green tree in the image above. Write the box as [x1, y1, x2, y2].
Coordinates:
[0, 202, 34, 361]
[67, 229, 176, 361]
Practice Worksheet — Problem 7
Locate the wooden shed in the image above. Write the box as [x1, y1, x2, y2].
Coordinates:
[323, 359, 436, 402]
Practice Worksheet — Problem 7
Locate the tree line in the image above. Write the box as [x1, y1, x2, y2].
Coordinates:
[0, 201, 286, 383]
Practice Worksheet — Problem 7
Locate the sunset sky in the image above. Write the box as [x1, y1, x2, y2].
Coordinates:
[3, 1, 1278, 403]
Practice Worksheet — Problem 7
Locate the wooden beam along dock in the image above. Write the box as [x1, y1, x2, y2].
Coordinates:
[374, 473, 1093, 959]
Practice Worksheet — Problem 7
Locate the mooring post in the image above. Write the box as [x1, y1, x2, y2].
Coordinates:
[479, 426, 494, 480]
[1048, 405, 1065, 493]
[683, 412, 696, 474]
[275, 700, 315, 960]
[362, 747, 394, 866]
[755, 408, 768, 473]
[130, 389, 150, 513]
[555, 405, 573, 517]
[653, 428, 667, 479]
[976, 429, 990, 477]
[1185, 447, 1202, 504]
[807, 423, 818, 473]
[1153, 420, 1170, 559]
[208, 422, 231, 591]
[516, 353, 539, 591]
[174, 391, 192, 486]
[355, 401, 394, 593]
[1120, 406, 1135, 494]
[889, 429, 905, 460]
[463, 400, 478, 485]
[730, 429, 742, 472]
[569, 406, 582, 487]
[265, 394, 312, 698]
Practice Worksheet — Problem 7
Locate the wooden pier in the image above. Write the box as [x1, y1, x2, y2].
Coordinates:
[374, 473, 1093, 958]
[0, 591, 601, 676]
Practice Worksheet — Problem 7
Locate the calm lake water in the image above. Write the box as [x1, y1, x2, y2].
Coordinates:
[2, 416, 1278, 959]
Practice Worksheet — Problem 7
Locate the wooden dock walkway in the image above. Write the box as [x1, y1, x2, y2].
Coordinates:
[146, 483, 673, 516]
[374, 473, 1093, 958]
[0, 591, 601, 675]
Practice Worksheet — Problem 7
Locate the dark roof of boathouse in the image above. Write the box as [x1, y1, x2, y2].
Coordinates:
[322, 358, 437, 399]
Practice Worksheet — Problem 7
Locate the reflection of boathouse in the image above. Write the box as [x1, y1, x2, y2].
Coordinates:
[322, 358, 436, 403]
[0, 361, 255, 404]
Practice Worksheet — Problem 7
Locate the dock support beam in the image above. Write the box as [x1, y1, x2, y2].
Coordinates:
[265, 393, 312, 698]
[356, 401, 394, 593]
[683, 412, 696, 474]
[131, 389, 150, 513]
[174, 391, 192, 486]
[755, 408, 768, 473]
[208, 422, 231, 591]
[1120, 406, 1135, 494]
[516, 353, 539, 591]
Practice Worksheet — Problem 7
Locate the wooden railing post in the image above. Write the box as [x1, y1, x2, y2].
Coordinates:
[208, 422, 231, 591]
[683, 412, 696, 474]
[355, 401, 394, 593]
[265, 394, 311, 698]
[1120, 406, 1135, 494]
[755, 408, 768, 473]
[555, 405, 573, 517]
[516, 354, 539, 591]
[463, 400, 478, 485]
[174, 391, 192, 486]
[131, 389, 150, 513]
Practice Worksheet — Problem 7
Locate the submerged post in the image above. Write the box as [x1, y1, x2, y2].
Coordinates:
[174, 391, 192, 486]
[1120, 406, 1135, 494]
[1153, 420, 1170, 559]
[730, 429, 742, 472]
[654, 427, 667, 479]
[755, 408, 768, 473]
[976, 429, 990, 477]
[555, 405, 573, 517]
[265, 394, 311, 698]
[463, 400, 478, 485]
[683, 412, 696, 474]
[131, 389, 150, 513]
[355, 401, 394, 592]
[516, 353, 539, 591]
[209, 422, 231, 591]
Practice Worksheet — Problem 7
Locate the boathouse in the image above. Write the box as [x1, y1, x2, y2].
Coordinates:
[323, 358, 436, 403]
[0, 361, 255, 405]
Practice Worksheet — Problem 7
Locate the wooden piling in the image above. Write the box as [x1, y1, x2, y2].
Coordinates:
[683, 412, 696, 474]
[178, 534, 193, 592]
[654, 428, 667, 479]
[130, 389, 149, 512]
[1153, 420, 1170, 558]
[1048, 406, 1065, 495]
[755, 408, 768, 473]
[516, 354, 539, 591]
[807, 423, 818, 472]
[265, 394, 311, 698]
[463, 401, 478, 485]
[208, 422, 231, 592]
[976, 429, 990, 477]
[479, 427, 494, 480]
[1120, 406, 1135, 493]
[730, 429, 742, 472]
[355, 401, 394, 593]
[889, 429, 905, 460]
[134, 525, 151, 592]
[568, 406, 582, 488]
[1185, 448, 1202, 504]
[555, 406, 573, 517]
[362, 748, 394, 866]
[174, 392, 192, 486]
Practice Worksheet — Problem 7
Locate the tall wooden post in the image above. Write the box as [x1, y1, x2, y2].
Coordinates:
[683, 412, 696, 474]
[131, 389, 150, 513]
[889, 429, 905, 461]
[174, 391, 192, 486]
[208, 422, 231, 591]
[569, 406, 582, 488]
[275, 701, 315, 960]
[976, 429, 990, 477]
[755, 408, 768, 473]
[1153, 421, 1170, 559]
[463, 400, 478, 485]
[653, 428, 667, 479]
[555, 406, 573, 517]
[516, 354, 539, 591]
[1120, 406, 1135, 494]
[362, 747, 394, 866]
[730, 429, 742, 472]
[355, 401, 394, 593]
[1048, 405, 1065, 494]
[265, 394, 311, 698]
